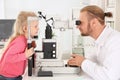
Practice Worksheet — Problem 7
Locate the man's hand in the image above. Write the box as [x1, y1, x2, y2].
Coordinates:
[67, 54, 85, 67]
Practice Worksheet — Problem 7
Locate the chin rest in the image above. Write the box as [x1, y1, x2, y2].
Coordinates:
[37, 71, 53, 77]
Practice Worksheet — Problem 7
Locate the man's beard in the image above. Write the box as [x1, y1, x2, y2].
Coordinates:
[81, 23, 92, 36]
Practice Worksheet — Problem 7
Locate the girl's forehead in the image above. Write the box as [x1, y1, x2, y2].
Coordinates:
[30, 20, 39, 25]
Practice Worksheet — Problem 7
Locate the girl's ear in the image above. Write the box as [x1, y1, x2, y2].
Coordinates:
[23, 26, 27, 32]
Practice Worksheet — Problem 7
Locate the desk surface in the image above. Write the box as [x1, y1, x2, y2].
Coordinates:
[22, 68, 93, 80]
[23, 73, 83, 80]
[23, 67, 84, 80]
[22, 59, 93, 80]
[23, 76, 83, 80]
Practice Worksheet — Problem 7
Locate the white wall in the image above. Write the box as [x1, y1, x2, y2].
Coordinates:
[0, 0, 5, 19]
[4, 0, 82, 19]
[3, 0, 104, 19]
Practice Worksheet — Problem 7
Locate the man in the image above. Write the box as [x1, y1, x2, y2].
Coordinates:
[68, 5, 120, 80]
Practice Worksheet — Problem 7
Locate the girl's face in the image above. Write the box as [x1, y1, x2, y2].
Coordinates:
[30, 20, 39, 37]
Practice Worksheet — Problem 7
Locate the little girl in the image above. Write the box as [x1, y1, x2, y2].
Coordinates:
[0, 11, 39, 80]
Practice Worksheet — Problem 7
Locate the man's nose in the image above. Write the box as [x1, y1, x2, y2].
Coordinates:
[76, 25, 80, 28]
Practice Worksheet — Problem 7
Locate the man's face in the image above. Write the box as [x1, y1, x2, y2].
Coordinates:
[77, 12, 93, 36]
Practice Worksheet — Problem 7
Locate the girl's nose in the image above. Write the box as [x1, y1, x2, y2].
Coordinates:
[37, 26, 39, 30]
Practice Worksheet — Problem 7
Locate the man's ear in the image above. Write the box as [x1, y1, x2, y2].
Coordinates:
[90, 18, 97, 27]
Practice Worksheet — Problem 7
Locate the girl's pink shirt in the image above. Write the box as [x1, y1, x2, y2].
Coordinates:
[0, 35, 27, 77]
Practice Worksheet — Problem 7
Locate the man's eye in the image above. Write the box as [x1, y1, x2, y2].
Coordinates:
[75, 20, 81, 25]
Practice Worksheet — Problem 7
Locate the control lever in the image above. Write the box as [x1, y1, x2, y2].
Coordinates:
[65, 64, 78, 67]
[28, 41, 36, 76]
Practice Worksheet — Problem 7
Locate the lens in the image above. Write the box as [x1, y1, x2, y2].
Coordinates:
[75, 20, 81, 25]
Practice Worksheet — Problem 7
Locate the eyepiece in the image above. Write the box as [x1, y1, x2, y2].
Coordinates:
[75, 20, 81, 25]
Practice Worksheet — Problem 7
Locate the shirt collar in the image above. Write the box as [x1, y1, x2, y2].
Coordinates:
[95, 26, 113, 46]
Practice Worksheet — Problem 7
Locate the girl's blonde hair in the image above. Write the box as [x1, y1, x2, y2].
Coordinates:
[2, 11, 37, 53]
